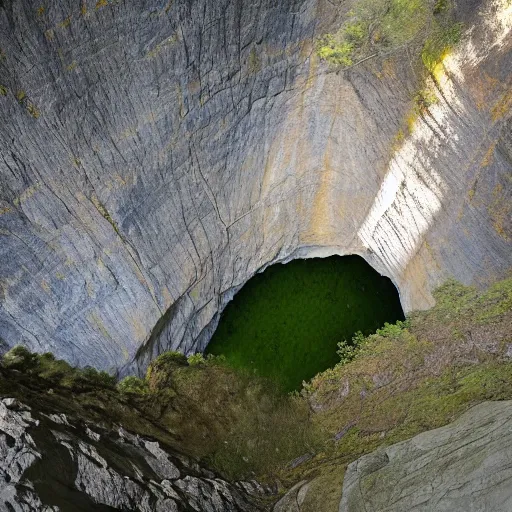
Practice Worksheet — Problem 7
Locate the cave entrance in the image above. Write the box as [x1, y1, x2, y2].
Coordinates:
[205, 255, 404, 391]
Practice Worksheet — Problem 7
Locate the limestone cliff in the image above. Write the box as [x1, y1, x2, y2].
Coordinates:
[0, 0, 510, 373]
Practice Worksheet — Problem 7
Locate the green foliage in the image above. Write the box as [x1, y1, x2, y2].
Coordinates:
[317, 35, 354, 67]
[153, 350, 188, 366]
[81, 367, 116, 386]
[317, 0, 429, 68]
[421, 22, 463, 74]
[476, 278, 512, 323]
[187, 353, 206, 366]
[117, 375, 149, 395]
[414, 88, 438, 112]
[375, 319, 410, 337]
[2, 345, 38, 370]
[433, 0, 449, 14]
[146, 350, 187, 385]
[36, 354, 74, 383]
[336, 320, 410, 365]
[336, 331, 366, 365]
[0, 85, 7, 96]
[317, 0, 462, 73]
[1, 348, 115, 390]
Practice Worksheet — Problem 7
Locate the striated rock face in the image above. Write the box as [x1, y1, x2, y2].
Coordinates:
[0, 397, 266, 511]
[0, 0, 511, 373]
[340, 400, 512, 512]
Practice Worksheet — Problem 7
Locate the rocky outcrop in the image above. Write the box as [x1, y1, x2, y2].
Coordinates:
[0, 0, 510, 373]
[340, 400, 512, 512]
[0, 397, 266, 511]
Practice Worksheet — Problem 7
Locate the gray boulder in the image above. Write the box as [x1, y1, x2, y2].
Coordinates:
[340, 401, 512, 512]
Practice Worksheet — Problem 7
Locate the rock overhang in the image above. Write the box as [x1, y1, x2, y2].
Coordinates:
[0, 0, 510, 374]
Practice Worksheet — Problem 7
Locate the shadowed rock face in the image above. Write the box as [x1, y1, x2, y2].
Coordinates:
[0, 0, 510, 373]
[0, 397, 266, 511]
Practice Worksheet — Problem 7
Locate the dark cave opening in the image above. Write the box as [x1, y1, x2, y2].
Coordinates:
[205, 255, 405, 391]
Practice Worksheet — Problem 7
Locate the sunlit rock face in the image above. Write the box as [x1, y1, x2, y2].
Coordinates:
[0, 0, 510, 373]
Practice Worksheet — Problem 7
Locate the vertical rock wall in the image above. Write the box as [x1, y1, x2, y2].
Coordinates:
[0, 0, 510, 373]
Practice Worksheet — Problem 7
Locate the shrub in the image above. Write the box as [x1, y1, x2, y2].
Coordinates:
[337, 320, 410, 365]
[337, 331, 367, 365]
[62, 366, 116, 390]
[317, 0, 463, 73]
[36, 355, 74, 383]
[317, 35, 354, 67]
[146, 350, 188, 389]
[187, 353, 206, 366]
[2, 345, 38, 370]
[117, 375, 149, 395]
[151, 350, 188, 367]
[421, 22, 463, 74]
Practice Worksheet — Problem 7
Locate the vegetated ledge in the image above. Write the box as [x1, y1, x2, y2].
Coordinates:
[0, 276, 511, 511]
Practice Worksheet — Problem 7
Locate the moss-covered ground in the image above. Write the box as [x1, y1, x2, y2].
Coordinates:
[206, 256, 404, 391]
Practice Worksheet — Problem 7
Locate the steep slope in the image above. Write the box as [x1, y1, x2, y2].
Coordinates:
[0, 397, 267, 511]
[0, 276, 511, 511]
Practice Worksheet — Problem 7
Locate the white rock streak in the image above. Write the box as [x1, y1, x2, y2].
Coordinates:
[358, 0, 511, 277]
[358, 110, 447, 275]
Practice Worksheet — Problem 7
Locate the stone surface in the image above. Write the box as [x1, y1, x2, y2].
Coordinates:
[0, 0, 510, 373]
[340, 400, 512, 512]
[272, 480, 310, 512]
[0, 397, 265, 511]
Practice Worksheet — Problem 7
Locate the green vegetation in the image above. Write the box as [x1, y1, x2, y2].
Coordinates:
[0, 347, 320, 481]
[2, 346, 116, 390]
[117, 375, 149, 394]
[317, 0, 463, 74]
[336, 320, 410, 364]
[15, 90, 41, 118]
[1, 275, 510, 507]
[291, 276, 512, 510]
[206, 256, 404, 391]
[421, 22, 463, 74]
[0, 85, 7, 96]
